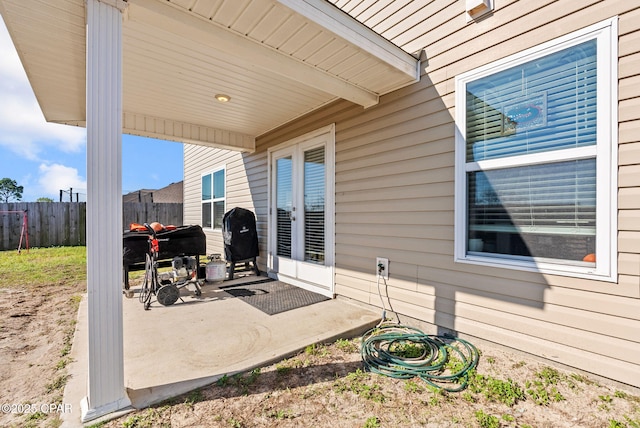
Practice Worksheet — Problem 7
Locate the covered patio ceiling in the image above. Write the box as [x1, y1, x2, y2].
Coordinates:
[0, 0, 419, 152]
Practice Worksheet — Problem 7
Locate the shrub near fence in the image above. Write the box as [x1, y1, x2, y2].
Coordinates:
[0, 202, 183, 250]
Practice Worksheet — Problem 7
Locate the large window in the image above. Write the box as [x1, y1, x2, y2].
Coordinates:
[202, 168, 225, 229]
[454, 19, 617, 280]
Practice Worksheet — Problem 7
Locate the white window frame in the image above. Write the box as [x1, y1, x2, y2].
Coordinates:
[201, 166, 226, 230]
[454, 18, 618, 281]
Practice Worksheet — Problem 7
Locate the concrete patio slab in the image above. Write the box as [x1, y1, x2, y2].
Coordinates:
[61, 276, 380, 427]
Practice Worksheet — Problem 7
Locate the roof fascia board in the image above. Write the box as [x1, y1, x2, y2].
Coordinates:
[277, 0, 419, 81]
[123, 112, 256, 152]
[127, 0, 379, 108]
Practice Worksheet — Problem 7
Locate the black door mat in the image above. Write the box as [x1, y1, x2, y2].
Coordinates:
[220, 279, 329, 315]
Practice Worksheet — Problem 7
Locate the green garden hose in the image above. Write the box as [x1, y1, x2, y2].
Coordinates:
[361, 324, 479, 392]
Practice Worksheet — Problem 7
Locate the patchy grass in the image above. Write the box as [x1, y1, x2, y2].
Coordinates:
[98, 337, 640, 428]
[467, 371, 526, 406]
[0, 246, 86, 289]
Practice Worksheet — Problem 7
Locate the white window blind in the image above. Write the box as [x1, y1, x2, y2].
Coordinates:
[466, 40, 597, 162]
[455, 17, 617, 280]
[304, 147, 325, 264]
[276, 156, 292, 258]
[463, 41, 599, 262]
[468, 159, 596, 260]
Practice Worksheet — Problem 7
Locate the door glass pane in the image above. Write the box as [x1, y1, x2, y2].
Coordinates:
[276, 156, 292, 258]
[304, 147, 325, 264]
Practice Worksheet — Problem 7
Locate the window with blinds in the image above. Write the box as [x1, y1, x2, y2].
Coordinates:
[466, 40, 597, 162]
[467, 159, 596, 260]
[454, 18, 617, 279]
[201, 167, 225, 229]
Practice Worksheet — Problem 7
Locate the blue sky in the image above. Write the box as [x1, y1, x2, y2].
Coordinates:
[0, 19, 184, 202]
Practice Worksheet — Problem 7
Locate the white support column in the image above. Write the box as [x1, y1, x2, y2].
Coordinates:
[81, 0, 131, 422]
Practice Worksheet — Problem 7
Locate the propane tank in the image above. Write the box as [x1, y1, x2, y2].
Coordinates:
[206, 254, 226, 283]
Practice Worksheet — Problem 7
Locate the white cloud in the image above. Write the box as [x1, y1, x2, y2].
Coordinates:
[0, 20, 86, 161]
[38, 164, 87, 198]
[0, 21, 26, 84]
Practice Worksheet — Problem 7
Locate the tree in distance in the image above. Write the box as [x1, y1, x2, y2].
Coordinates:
[0, 178, 24, 203]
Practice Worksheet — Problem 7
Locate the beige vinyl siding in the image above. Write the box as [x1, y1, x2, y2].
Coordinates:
[183, 144, 267, 265]
[330, 1, 639, 387]
[617, 8, 640, 376]
[183, 1, 640, 387]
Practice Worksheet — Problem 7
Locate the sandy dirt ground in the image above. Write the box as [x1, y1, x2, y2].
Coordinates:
[0, 283, 83, 428]
[97, 338, 640, 428]
[1, 281, 639, 428]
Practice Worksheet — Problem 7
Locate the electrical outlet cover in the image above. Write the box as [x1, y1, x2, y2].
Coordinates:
[376, 257, 389, 280]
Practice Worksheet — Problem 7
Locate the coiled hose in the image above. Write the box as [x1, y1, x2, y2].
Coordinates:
[361, 324, 479, 392]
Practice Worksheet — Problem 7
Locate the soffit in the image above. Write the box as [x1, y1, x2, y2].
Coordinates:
[0, 0, 419, 151]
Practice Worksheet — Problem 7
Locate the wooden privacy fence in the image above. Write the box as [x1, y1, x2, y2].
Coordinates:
[122, 202, 183, 229]
[0, 202, 183, 250]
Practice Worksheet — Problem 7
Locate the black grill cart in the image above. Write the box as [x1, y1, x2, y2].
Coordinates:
[122, 225, 206, 289]
[222, 207, 260, 279]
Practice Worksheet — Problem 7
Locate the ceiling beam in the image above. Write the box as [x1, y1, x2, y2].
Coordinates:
[277, 0, 419, 80]
[122, 113, 256, 152]
[127, 0, 380, 108]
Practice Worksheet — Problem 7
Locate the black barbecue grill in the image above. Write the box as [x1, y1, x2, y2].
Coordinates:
[222, 207, 260, 279]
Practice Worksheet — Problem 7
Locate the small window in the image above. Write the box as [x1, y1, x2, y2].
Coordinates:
[202, 168, 225, 229]
[454, 18, 617, 280]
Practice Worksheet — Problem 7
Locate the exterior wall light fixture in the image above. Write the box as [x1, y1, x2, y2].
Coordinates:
[466, 0, 493, 21]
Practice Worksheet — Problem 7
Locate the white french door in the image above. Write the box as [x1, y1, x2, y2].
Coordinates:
[268, 126, 335, 297]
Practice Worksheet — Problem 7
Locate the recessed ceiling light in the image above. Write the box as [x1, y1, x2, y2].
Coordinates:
[215, 94, 230, 103]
